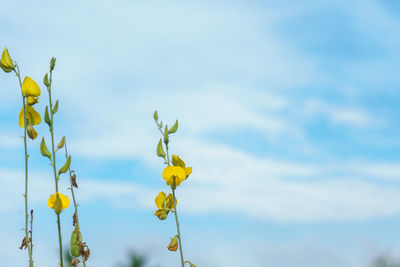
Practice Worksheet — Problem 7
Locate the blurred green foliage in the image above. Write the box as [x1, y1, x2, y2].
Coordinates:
[373, 255, 400, 267]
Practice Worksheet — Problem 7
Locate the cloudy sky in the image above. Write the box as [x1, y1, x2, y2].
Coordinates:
[1, 0, 400, 266]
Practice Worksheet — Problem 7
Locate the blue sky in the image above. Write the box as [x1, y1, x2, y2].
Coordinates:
[1, 0, 400, 266]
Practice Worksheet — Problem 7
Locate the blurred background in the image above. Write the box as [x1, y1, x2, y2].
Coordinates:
[1, 0, 400, 266]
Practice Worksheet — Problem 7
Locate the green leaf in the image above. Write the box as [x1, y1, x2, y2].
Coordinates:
[157, 139, 166, 159]
[56, 136, 65, 151]
[40, 137, 51, 159]
[44, 106, 51, 127]
[58, 156, 71, 176]
[52, 100, 59, 115]
[168, 120, 178, 134]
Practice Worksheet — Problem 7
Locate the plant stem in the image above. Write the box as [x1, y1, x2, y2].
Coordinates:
[47, 68, 64, 267]
[172, 188, 184, 267]
[14, 66, 34, 267]
[64, 138, 87, 267]
[165, 142, 185, 267]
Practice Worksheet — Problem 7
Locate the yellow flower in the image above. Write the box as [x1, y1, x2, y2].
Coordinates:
[155, 191, 176, 210]
[47, 192, 70, 214]
[171, 154, 192, 178]
[18, 105, 41, 127]
[21, 76, 41, 97]
[162, 166, 186, 187]
[0, 46, 14, 73]
[154, 191, 176, 220]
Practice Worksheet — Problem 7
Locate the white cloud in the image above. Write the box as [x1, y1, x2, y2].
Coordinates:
[304, 98, 379, 127]
[2, 138, 400, 222]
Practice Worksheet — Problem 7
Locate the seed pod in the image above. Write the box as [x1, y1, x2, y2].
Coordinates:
[70, 229, 81, 257]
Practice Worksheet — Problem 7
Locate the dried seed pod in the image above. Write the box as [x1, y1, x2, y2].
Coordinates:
[80, 242, 90, 261]
[71, 170, 78, 188]
[19, 237, 27, 250]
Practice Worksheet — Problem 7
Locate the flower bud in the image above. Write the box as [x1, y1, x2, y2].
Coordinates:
[50, 57, 56, 71]
[164, 125, 169, 144]
[167, 236, 179, 251]
[0, 46, 14, 73]
[153, 110, 159, 122]
[43, 73, 50, 87]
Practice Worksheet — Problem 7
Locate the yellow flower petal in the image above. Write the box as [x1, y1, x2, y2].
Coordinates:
[47, 193, 70, 211]
[162, 166, 186, 187]
[58, 193, 70, 209]
[155, 191, 166, 209]
[21, 76, 41, 97]
[0, 46, 13, 72]
[19, 105, 42, 128]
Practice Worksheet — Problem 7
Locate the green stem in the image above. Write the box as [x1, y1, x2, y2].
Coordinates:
[172, 188, 184, 267]
[64, 138, 87, 267]
[165, 142, 184, 267]
[14, 66, 34, 267]
[47, 68, 63, 267]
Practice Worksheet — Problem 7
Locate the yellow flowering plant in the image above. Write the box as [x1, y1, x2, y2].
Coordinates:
[153, 110, 196, 267]
[1, 46, 42, 267]
[40, 57, 72, 267]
